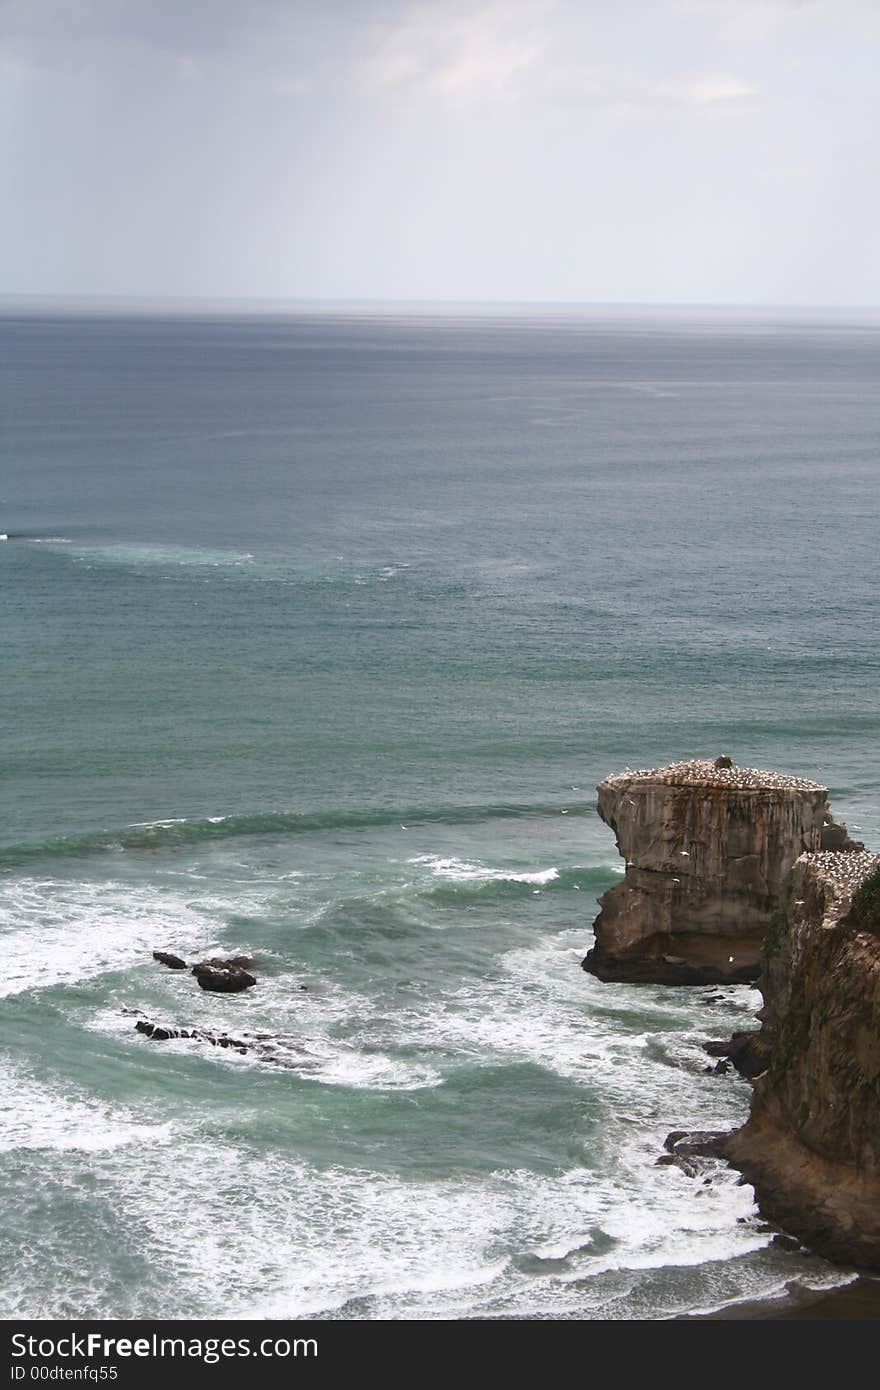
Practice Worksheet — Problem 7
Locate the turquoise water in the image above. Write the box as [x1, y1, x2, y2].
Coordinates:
[2, 307, 878, 1318]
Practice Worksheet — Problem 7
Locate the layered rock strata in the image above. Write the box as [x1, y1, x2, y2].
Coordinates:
[723, 850, 880, 1269]
[583, 759, 829, 984]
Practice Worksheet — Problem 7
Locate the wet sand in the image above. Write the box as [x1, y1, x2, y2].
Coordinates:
[698, 1277, 880, 1320]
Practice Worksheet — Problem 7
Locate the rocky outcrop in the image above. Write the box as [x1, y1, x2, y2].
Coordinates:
[132, 1015, 319, 1071]
[195, 966, 256, 993]
[136, 1019, 248, 1050]
[820, 812, 865, 853]
[192, 955, 254, 973]
[150, 950, 257, 990]
[704, 1030, 772, 1079]
[655, 1129, 730, 1176]
[582, 759, 829, 984]
[723, 850, 880, 1269]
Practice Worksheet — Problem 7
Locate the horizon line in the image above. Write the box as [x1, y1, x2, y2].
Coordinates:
[2, 292, 880, 318]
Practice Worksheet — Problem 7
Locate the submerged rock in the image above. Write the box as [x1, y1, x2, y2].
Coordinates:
[722, 849, 880, 1270]
[132, 1016, 319, 1071]
[152, 951, 187, 970]
[582, 758, 830, 984]
[135, 1018, 247, 1051]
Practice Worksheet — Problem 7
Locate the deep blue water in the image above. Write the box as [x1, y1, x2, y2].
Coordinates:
[1, 307, 878, 1318]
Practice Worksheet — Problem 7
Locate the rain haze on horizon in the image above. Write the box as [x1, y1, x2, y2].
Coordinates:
[1, 0, 878, 305]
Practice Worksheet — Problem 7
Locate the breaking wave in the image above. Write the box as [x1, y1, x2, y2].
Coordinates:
[0, 802, 592, 867]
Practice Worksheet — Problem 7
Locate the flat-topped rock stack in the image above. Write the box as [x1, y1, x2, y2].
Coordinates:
[583, 758, 833, 984]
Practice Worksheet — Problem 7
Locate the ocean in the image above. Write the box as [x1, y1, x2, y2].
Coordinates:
[2, 305, 878, 1320]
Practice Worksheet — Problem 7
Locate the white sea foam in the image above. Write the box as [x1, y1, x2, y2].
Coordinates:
[0, 1062, 171, 1155]
[421, 925, 762, 1120]
[297, 1045, 443, 1091]
[127, 818, 189, 829]
[0, 878, 221, 997]
[0, 851, 821, 1320]
[408, 854, 559, 886]
[86, 960, 442, 1091]
[5, 1110, 773, 1320]
[2, 913, 831, 1322]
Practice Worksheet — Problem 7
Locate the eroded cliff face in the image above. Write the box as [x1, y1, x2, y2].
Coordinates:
[583, 760, 829, 984]
[724, 850, 880, 1269]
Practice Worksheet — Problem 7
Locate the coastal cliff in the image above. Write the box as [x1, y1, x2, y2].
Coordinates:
[583, 759, 830, 984]
[723, 850, 880, 1269]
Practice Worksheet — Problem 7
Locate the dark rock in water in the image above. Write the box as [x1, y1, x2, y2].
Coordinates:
[153, 951, 187, 970]
[192, 955, 253, 974]
[658, 1131, 730, 1176]
[663, 1129, 731, 1160]
[703, 1030, 772, 1079]
[714, 755, 734, 769]
[771, 1232, 803, 1252]
[664, 1130, 689, 1152]
[134, 1018, 248, 1049]
[131, 1016, 323, 1070]
[195, 967, 256, 993]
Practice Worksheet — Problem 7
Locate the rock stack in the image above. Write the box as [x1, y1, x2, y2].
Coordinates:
[583, 758, 830, 984]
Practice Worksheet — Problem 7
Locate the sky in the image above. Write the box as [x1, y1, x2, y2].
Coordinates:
[1, 0, 878, 304]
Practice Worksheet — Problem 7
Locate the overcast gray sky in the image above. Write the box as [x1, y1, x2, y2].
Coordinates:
[2, 0, 877, 304]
